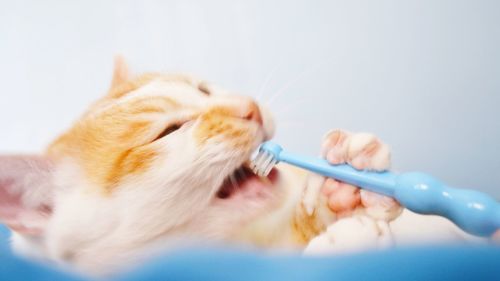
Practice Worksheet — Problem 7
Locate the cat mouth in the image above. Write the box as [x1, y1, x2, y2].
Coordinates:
[216, 164, 278, 200]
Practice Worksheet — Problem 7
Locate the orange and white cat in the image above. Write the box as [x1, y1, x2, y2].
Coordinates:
[0, 57, 473, 275]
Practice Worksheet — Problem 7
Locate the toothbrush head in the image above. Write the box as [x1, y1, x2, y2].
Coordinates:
[250, 141, 282, 177]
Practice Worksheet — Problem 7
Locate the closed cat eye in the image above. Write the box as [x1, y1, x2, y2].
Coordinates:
[198, 82, 211, 96]
[153, 123, 183, 141]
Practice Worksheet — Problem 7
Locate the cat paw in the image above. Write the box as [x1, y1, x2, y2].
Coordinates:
[321, 130, 390, 170]
[303, 215, 394, 255]
[307, 130, 401, 220]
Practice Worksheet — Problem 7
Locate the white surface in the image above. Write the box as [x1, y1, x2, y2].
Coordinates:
[1, 0, 499, 196]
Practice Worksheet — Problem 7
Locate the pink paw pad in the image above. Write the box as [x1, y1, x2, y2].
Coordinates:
[319, 130, 397, 218]
[321, 130, 350, 165]
[322, 178, 360, 214]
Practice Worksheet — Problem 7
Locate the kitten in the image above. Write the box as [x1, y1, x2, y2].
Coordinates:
[0, 57, 473, 275]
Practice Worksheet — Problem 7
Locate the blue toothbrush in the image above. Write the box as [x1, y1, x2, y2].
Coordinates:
[250, 141, 500, 237]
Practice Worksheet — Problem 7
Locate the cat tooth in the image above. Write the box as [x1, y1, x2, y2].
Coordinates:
[259, 175, 272, 185]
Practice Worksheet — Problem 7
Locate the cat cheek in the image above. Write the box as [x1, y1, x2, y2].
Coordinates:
[102, 147, 159, 192]
[193, 119, 255, 149]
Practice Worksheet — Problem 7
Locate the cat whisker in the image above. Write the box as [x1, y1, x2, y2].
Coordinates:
[278, 120, 308, 125]
[256, 63, 282, 101]
[277, 121, 309, 129]
[264, 62, 323, 107]
[272, 97, 310, 116]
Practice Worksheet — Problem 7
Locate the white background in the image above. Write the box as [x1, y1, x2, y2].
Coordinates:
[1, 0, 499, 196]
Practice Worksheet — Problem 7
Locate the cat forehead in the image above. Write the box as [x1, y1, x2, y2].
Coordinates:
[120, 79, 201, 105]
[95, 73, 211, 114]
[110, 73, 207, 99]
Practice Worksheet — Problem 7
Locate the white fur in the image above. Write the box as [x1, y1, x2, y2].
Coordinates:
[304, 215, 393, 255]
[5, 76, 484, 276]
[304, 210, 483, 257]
[8, 77, 277, 275]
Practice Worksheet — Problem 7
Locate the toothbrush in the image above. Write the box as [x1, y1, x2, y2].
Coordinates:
[250, 141, 500, 237]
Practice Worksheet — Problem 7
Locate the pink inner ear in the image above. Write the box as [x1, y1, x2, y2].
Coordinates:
[0, 178, 23, 219]
[0, 155, 54, 236]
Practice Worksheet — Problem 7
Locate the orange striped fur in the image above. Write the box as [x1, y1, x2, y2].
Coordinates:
[47, 61, 261, 193]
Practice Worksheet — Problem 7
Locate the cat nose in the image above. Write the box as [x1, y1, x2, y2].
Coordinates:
[242, 101, 263, 126]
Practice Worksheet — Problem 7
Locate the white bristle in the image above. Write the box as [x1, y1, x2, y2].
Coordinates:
[251, 151, 264, 175]
[258, 153, 271, 175]
[250, 151, 265, 171]
[250, 152, 263, 172]
[252, 152, 266, 175]
[263, 158, 277, 176]
[251, 151, 276, 177]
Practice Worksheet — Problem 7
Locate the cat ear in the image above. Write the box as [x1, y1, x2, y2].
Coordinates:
[0, 155, 55, 236]
[110, 55, 131, 89]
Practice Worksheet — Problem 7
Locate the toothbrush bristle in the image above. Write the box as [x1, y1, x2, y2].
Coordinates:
[250, 151, 265, 171]
[251, 151, 277, 177]
[263, 157, 277, 176]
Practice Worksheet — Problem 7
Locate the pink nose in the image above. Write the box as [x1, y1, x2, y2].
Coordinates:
[243, 101, 263, 125]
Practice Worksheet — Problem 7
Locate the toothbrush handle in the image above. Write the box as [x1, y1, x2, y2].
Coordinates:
[279, 150, 398, 196]
[278, 151, 500, 237]
[394, 172, 500, 237]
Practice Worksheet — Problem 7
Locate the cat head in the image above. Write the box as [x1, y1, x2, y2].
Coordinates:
[0, 57, 280, 274]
